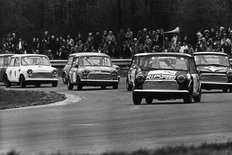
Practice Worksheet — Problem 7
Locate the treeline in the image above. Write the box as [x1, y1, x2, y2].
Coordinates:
[0, 0, 232, 41]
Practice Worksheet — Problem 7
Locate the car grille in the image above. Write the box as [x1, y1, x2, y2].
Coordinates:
[88, 73, 113, 80]
[31, 72, 54, 78]
[200, 73, 228, 83]
[143, 80, 179, 90]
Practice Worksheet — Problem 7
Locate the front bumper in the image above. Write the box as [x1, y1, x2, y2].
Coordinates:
[80, 79, 119, 86]
[201, 81, 232, 89]
[133, 89, 189, 100]
[25, 78, 58, 84]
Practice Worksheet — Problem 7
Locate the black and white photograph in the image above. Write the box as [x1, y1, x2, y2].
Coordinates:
[1, 0, 232, 155]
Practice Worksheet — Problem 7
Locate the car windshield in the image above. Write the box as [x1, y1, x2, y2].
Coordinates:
[194, 54, 229, 67]
[79, 56, 112, 67]
[143, 55, 189, 71]
[5, 56, 12, 66]
[21, 56, 50, 66]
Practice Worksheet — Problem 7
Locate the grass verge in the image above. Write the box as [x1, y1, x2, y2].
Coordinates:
[3, 141, 232, 155]
[0, 89, 66, 110]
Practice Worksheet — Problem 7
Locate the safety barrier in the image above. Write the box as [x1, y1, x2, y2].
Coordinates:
[50, 59, 132, 68]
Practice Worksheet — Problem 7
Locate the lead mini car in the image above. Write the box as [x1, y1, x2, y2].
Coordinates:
[132, 53, 201, 105]
[194, 52, 232, 92]
[66, 52, 120, 90]
[5, 54, 58, 88]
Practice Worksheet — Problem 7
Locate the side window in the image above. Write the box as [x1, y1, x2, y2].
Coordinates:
[0, 57, 4, 66]
[73, 57, 79, 66]
[5, 56, 11, 66]
[67, 57, 74, 65]
[131, 56, 138, 67]
[14, 58, 20, 67]
[9, 58, 15, 67]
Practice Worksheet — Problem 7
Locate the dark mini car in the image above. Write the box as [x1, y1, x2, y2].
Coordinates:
[64, 52, 120, 90]
[0, 54, 14, 82]
[194, 52, 232, 92]
[132, 53, 201, 105]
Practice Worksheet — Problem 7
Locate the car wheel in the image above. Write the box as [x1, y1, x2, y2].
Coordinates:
[67, 78, 73, 90]
[133, 92, 142, 105]
[76, 78, 83, 90]
[193, 89, 201, 102]
[35, 83, 41, 87]
[145, 97, 153, 104]
[4, 76, 11, 88]
[62, 77, 68, 84]
[52, 81, 58, 87]
[126, 78, 133, 91]
[113, 83, 118, 89]
[223, 88, 228, 93]
[19, 75, 26, 88]
[101, 85, 106, 89]
[183, 93, 193, 103]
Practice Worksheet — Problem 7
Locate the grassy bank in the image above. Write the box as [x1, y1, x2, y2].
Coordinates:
[0, 89, 66, 110]
[3, 142, 232, 155]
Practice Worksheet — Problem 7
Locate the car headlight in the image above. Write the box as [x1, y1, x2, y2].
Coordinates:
[82, 70, 90, 79]
[176, 75, 186, 84]
[136, 74, 145, 84]
[227, 71, 232, 78]
[52, 69, 58, 75]
[27, 69, 33, 74]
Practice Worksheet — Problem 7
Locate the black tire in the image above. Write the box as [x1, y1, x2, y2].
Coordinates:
[193, 90, 202, 102]
[145, 97, 153, 104]
[133, 92, 142, 105]
[223, 88, 228, 93]
[76, 77, 83, 90]
[183, 93, 193, 103]
[35, 83, 41, 87]
[62, 77, 68, 84]
[101, 85, 106, 89]
[67, 78, 73, 90]
[52, 81, 58, 87]
[126, 78, 133, 91]
[19, 75, 26, 88]
[113, 83, 118, 89]
[4, 76, 11, 88]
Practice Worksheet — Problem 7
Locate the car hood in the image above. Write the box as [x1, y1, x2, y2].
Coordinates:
[23, 65, 56, 72]
[146, 70, 187, 80]
[80, 66, 115, 73]
[197, 66, 229, 73]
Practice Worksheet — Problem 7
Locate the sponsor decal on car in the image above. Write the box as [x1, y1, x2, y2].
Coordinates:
[146, 70, 177, 80]
[201, 66, 227, 72]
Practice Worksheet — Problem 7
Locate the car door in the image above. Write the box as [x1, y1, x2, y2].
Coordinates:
[64, 56, 74, 78]
[7, 57, 15, 82]
[129, 56, 139, 84]
[11, 57, 21, 82]
[190, 57, 200, 94]
[69, 57, 79, 83]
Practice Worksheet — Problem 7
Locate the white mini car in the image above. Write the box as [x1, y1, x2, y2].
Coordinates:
[5, 54, 58, 88]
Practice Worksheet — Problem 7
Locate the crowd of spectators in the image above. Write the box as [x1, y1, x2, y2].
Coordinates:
[1, 26, 232, 59]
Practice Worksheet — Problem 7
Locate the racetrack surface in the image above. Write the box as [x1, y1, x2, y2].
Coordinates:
[1, 78, 232, 154]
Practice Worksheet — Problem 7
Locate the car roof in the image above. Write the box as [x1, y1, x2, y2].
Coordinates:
[193, 51, 228, 56]
[11, 54, 49, 58]
[133, 52, 193, 58]
[69, 52, 110, 57]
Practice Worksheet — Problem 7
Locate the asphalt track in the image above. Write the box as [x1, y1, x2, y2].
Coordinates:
[1, 78, 232, 154]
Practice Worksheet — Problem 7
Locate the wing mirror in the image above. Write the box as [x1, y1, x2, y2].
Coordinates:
[74, 64, 79, 68]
